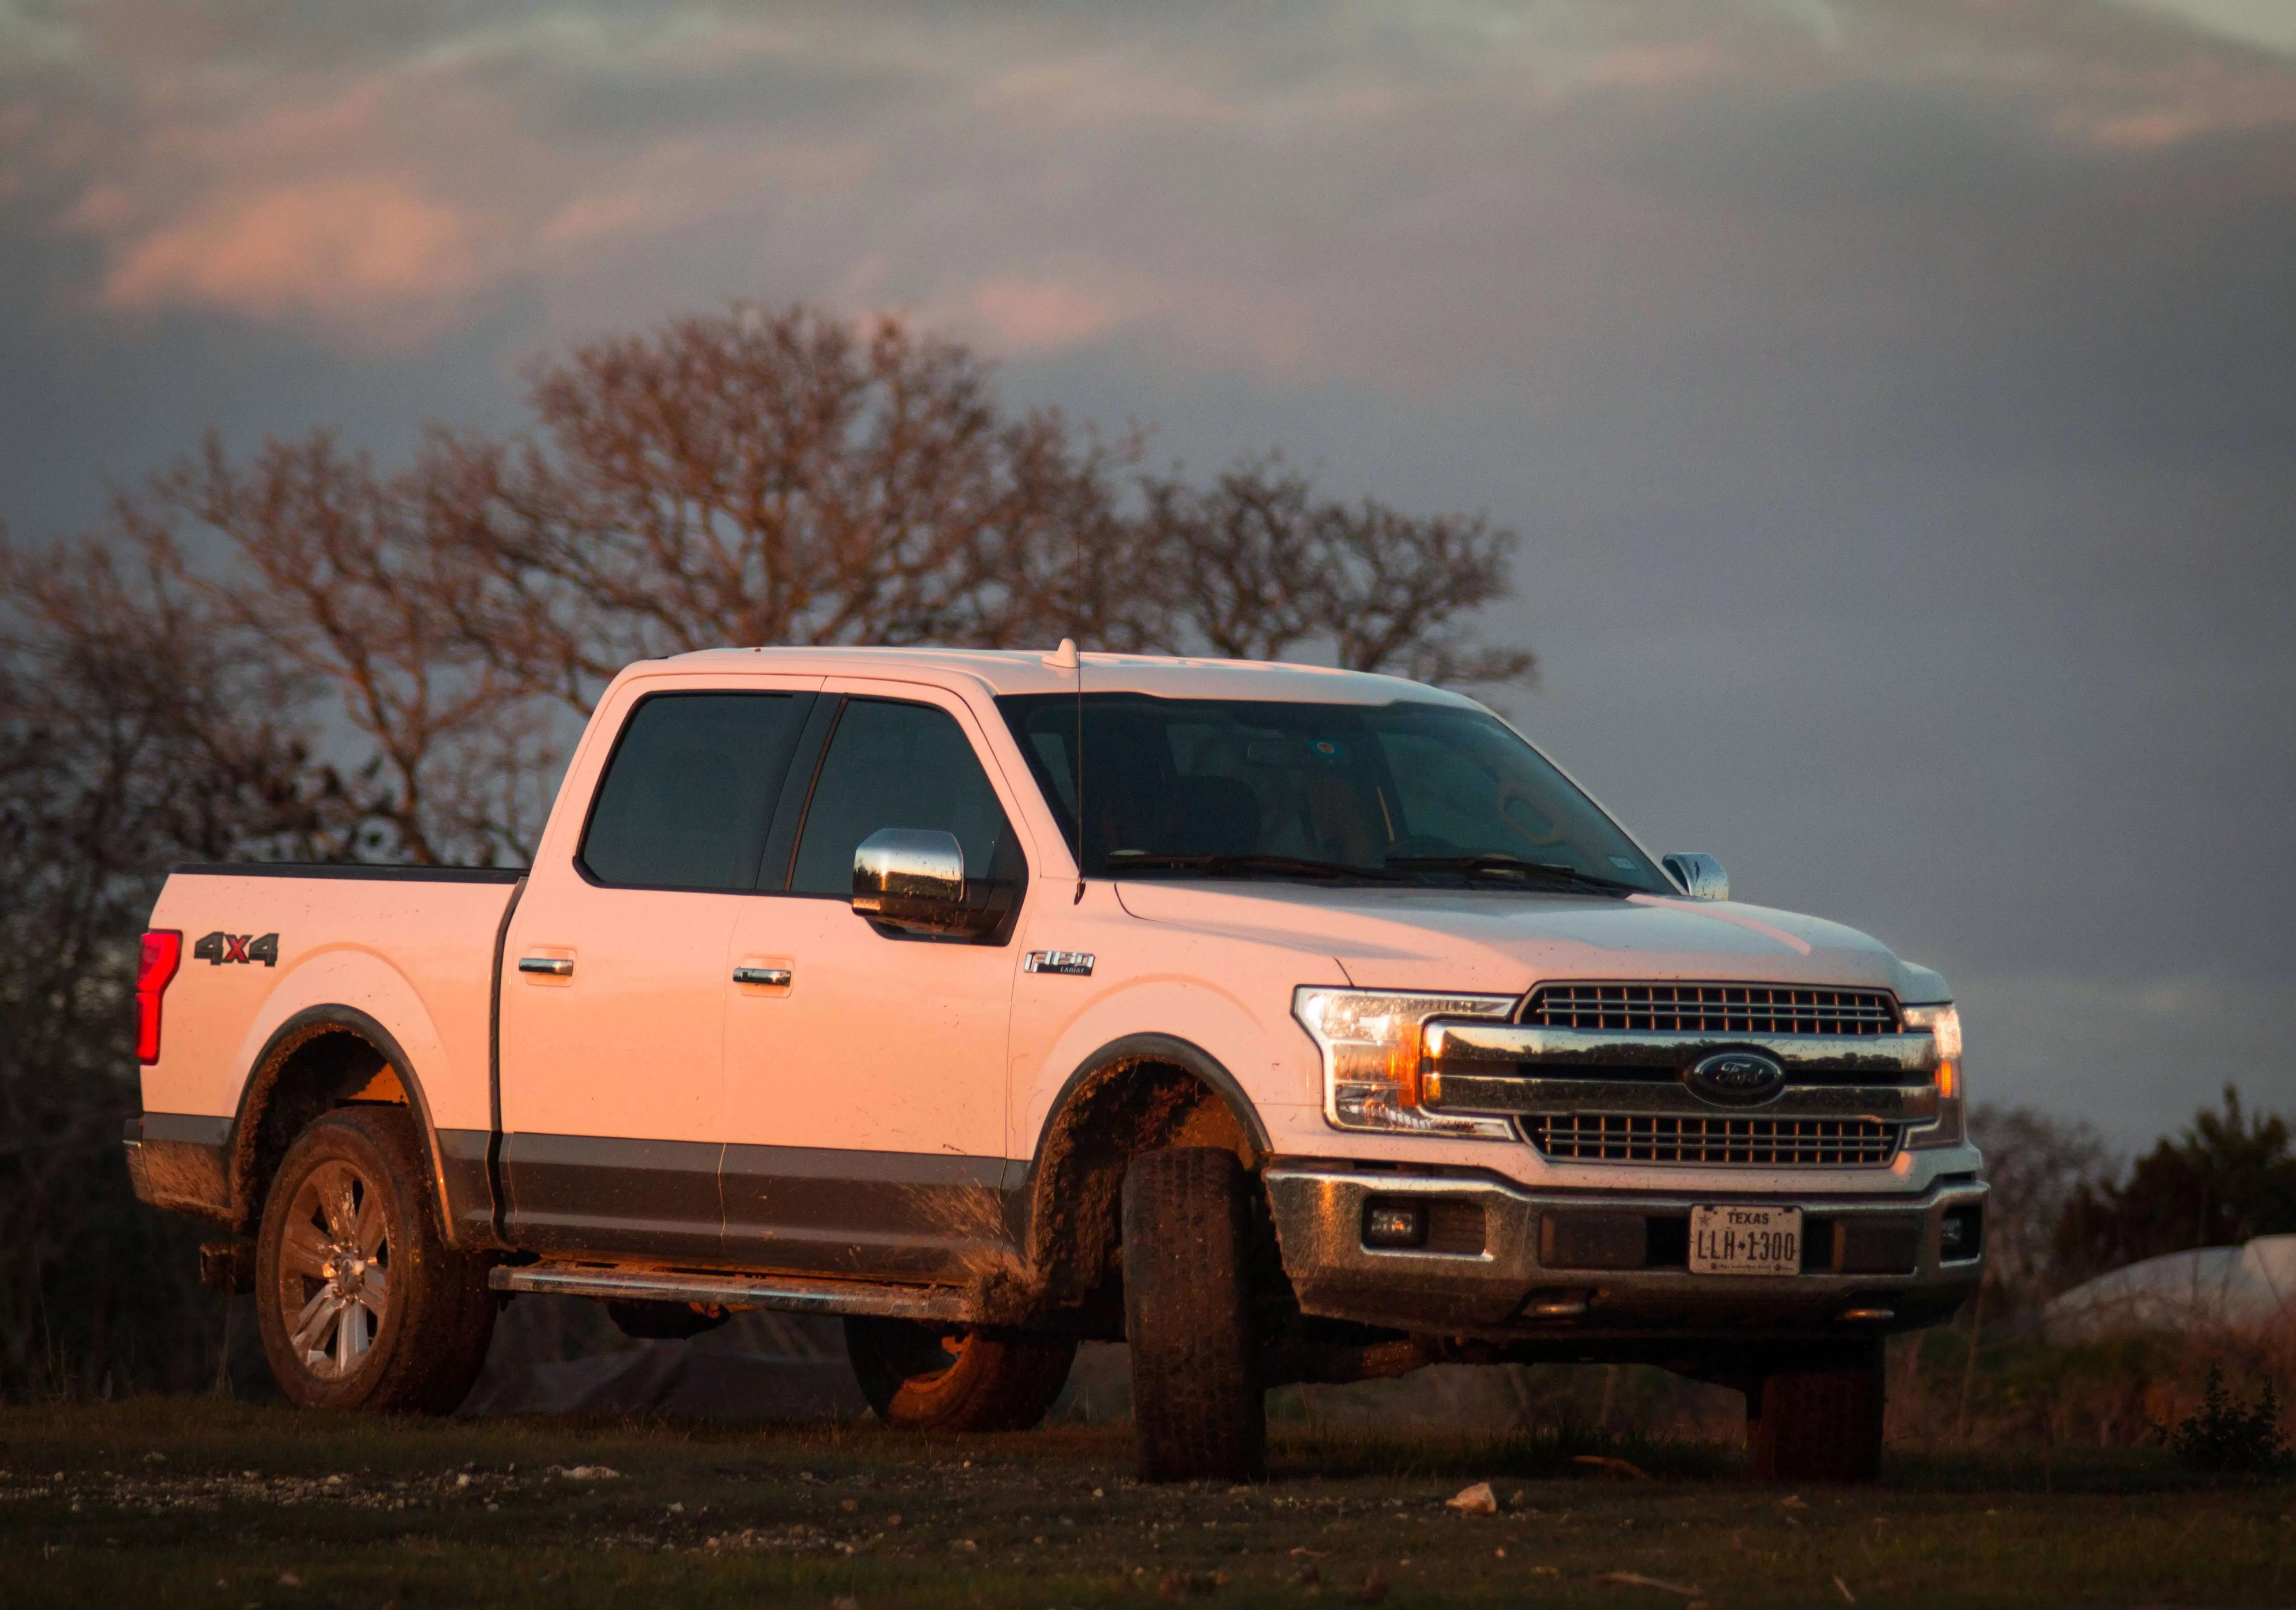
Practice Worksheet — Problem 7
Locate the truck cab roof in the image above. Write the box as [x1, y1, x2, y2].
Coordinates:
[657, 645, 1487, 707]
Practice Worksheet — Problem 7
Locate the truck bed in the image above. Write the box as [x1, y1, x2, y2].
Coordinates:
[129, 863, 523, 1241]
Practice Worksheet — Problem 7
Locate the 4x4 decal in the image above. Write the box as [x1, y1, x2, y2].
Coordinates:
[193, 931, 279, 967]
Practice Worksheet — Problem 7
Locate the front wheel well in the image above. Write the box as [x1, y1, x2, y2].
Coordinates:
[1022, 1037, 1265, 1320]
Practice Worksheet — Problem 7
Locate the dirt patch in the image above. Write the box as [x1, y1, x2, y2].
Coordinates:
[1, 1398, 2290, 1607]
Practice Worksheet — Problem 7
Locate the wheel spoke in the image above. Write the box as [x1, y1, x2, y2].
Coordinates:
[278, 1220, 334, 1280]
[311, 1163, 360, 1241]
[361, 1267, 390, 1312]
[352, 1187, 386, 1260]
[353, 1289, 388, 1348]
[327, 1176, 362, 1244]
[336, 1298, 371, 1372]
[290, 1289, 343, 1358]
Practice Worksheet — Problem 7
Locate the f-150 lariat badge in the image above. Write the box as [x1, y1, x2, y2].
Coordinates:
[1023, 950, 1094, 976]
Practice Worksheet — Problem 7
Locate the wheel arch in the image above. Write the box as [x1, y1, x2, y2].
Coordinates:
[1018, 1032, 1270, 1317]
[225, 1005, 455, 1241]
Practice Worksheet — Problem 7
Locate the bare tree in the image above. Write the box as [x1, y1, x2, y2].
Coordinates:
[159, 433, 560, 866]
[457, 305, 1154, 715]
[0, 529, 338, 1394]
[1966, 1103, 2115, 1325]
[1137, 455, 1535, 685]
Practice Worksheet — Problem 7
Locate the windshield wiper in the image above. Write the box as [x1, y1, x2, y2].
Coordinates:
[1382, 854, 1640, 896]
[1107, 852, 1410, 883]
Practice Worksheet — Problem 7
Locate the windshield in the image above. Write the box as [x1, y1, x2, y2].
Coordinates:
[996, 694, 1669, 894]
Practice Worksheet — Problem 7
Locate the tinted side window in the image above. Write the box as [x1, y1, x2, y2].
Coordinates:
[789, 700, 1016, 895]
[580, 692, 811, 891]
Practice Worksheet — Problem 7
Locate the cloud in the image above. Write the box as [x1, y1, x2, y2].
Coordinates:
[96, 178, 489, 324]
[975, 56, 1245, 132]
[5, 0, 2295, 376]
[968, 276, 1142, 351]
[2105, 0, 2296, 60]
[1580, 42, 1727, 89]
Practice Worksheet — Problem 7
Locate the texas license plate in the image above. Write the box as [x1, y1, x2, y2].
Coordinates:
[1689, 1205, 1803, 1276]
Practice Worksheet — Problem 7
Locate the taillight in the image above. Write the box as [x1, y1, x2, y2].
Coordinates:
[136, 929, 182, 1065]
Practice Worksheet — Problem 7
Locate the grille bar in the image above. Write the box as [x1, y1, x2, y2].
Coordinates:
[1525, 1113, 1902, 1167]
[1524, 982, 1898, 1037]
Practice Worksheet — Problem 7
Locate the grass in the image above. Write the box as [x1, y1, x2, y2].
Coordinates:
[0, 1397, 2291, 1607]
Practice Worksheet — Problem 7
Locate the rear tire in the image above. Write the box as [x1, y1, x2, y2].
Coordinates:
[254, 1107, 495, 1414]
[1122, 1146, 1266, 1483]
[1747, 1340, 1886, 1482]
[843, 1318, 1076, 1432]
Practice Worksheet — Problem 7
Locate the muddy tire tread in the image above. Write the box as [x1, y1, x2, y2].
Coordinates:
[1747, 1341, 1886, 1483]
[1122, 1145, 1267, 1483]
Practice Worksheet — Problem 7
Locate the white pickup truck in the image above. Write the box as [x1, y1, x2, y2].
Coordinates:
[127, 646, 1982, 1482]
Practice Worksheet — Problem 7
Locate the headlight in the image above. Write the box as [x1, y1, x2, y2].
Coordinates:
[1293, 987, 1518, 1140]
[1901, 1003, 1966, 1148]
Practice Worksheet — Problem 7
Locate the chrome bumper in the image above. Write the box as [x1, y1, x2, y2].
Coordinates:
[1263, 1161, 1984, 1344]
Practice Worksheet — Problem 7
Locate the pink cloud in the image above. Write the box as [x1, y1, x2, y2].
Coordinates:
[1581, 43, 1727, 90]
[969, 277, 1144, 350]
[100, 178, 489, 323]
[976, 57, 1244, 132]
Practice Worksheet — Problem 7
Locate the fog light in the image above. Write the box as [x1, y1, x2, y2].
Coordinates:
[1363, 1200, 1428, 1249]
[1940, 1204, 1984, 1262]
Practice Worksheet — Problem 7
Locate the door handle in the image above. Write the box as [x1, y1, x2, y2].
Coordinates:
[733, 966, 793, 988]
[518, 956, 574, 978]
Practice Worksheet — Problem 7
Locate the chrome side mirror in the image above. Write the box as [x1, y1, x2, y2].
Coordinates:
[1662, 852, 1729, 901]
[853, 828, 992, 935]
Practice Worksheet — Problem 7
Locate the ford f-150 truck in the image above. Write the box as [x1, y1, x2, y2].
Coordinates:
[127, 646, 1982, 1482]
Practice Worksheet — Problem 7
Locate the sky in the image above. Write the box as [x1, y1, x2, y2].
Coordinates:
[4, 0, 2293, 1149]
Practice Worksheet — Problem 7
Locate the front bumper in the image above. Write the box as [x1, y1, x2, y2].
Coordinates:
[1263, 1160, 1984, 1348]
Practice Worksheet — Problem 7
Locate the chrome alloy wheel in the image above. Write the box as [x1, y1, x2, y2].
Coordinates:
[275, 1159, 393, 1379]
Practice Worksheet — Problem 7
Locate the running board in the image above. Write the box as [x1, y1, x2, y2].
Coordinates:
[489, 1262, 976, 1323]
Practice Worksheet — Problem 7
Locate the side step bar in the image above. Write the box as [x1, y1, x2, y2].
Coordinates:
[489, 1262, 976, 1323]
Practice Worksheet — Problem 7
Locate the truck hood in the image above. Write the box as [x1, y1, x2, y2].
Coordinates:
[1112, 881, 1949, 1002]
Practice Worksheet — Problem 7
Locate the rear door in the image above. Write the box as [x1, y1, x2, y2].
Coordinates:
[720, 684, 1030, 1279]
[498, 679, 818, 1256]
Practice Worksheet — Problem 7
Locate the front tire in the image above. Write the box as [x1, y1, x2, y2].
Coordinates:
[843, 1318, 1076, 1432]
[254, 1107, 495, 1413]
[1122, 1146, 1266, 1483]
[1747, 1340, 1886, 1482]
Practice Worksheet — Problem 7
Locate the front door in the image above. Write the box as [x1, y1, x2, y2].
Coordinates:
[721, 685, 1029, 1280]
[498, 682, 818, 1256]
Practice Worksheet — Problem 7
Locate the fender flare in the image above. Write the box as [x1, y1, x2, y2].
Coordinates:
[1034, 1031, 1272, 1165]
[226, 1004, 456, 1239]
[1012, 1032, 1271, 1301]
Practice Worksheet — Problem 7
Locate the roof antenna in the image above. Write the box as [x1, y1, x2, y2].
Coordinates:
[1044, 636, 1085, 902]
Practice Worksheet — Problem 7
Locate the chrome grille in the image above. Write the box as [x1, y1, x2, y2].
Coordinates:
[1525, 1114, 1902, 1167]
[1522, 982, 1898, 1037]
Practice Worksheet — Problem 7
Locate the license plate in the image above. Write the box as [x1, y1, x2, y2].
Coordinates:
[1689, 1205, 1803, 1276]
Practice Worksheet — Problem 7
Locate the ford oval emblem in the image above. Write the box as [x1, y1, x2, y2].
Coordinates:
[1684, 1050, 1788, 1107]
